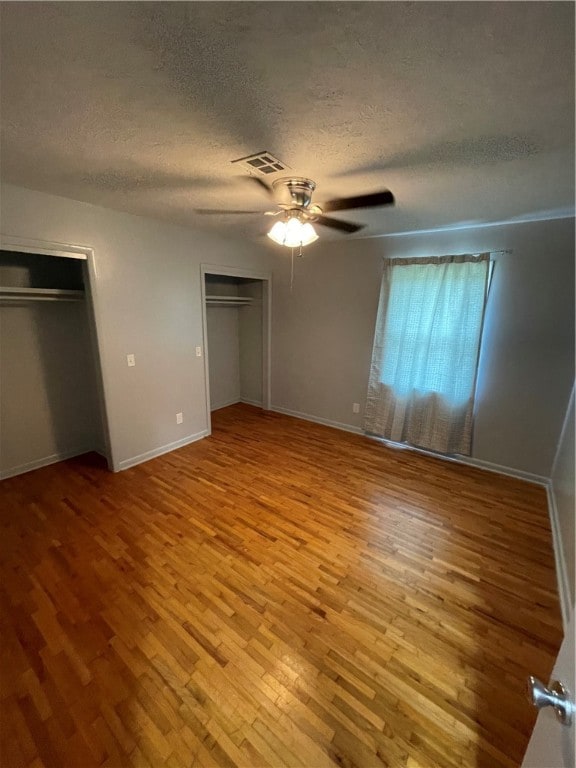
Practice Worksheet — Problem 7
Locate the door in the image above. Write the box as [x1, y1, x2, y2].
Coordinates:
[523, 605, 575, 767]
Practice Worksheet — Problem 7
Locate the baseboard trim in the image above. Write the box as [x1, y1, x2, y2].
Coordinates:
[271, 406, 548, 485]
[453, 455, 548, 486]
[368, 434, 548, 485]
[270, 405, 364, 435]
[0, 446, 94, 480]
[211, 397, 241, 412]
[117, 430, 209, 471]
[546, 482, 572, 632]
[240, 397, 263, 408]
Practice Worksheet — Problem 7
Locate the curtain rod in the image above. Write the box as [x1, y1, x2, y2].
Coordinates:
[382, 249, 512, 261]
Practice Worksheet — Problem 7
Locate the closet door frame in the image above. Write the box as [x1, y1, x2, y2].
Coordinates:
[200, 264, 272, 435]
[0, 234, 114, 469]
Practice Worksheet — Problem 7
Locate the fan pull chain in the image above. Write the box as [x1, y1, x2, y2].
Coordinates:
[290, 248, 294, 293]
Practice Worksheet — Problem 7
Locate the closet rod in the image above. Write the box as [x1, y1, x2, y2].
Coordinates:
[0, 296, 84, 303]
[205, 295, 253, 307]
[0, 287, 85, 302]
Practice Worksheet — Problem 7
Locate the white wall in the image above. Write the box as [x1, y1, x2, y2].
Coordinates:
[271, 217, 575, 478]
[0, 182, 271, 470]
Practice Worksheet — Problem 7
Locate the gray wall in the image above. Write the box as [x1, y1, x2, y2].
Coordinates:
[0, 182, 270, 470]
[271, 217, 575, 478]
[205, 276, 264, 411]
[206, 305, 241, 410]
[2, 181, 572, 481]
[239, 280, 263, 406]
[0, 300, 102, 477]
[551, 384, 575, 612]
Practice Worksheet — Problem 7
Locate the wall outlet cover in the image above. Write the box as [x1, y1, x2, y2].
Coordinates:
[176, 412, 183, 424]
[127, 354, 136, 367]
[353, 403, 360, 413]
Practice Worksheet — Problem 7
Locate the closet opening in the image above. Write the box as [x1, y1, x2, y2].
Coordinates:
[0, 243, 111, 479]
[200, 265, 271, 434]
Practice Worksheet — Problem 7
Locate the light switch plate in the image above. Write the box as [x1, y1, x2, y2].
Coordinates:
[127, 354, 136, 367]
[195, 346, 202, 357]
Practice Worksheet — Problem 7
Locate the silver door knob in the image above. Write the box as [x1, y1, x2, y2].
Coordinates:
[527, 676, 573, 726]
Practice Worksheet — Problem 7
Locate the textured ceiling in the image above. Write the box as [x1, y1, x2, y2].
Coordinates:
[1, 2, 574, 242]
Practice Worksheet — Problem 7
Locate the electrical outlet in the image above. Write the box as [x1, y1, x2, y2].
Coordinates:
[352, 403, 360, 414]
[127, 354, 136, 367]
[195, 346, 202, 357]
[176, 412, 183, 424]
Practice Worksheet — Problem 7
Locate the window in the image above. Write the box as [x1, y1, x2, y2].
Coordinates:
[379, 258, 490, 406]
[364, 254, 491, 455]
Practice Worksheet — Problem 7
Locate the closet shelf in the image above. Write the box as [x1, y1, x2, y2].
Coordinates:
[206, 294, 253, 307]
[0, 286, 85, 302]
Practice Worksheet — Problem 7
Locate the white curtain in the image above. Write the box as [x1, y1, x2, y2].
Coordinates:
[364, 254, 491, 455]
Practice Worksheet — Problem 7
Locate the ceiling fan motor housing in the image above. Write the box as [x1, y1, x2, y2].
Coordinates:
[272, 177, 317, 210]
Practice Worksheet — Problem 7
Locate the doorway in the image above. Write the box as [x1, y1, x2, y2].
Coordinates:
[0, 235, 112, 476]
[200, 264, 271, 434]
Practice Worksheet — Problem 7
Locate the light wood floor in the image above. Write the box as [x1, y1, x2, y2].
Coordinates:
[0, 404, 562, 768]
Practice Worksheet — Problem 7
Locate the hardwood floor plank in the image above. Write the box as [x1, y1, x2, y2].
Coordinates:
[0, 404, 562, 767]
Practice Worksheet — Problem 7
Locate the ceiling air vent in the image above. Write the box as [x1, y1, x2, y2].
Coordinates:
[231, 151, 288, 176]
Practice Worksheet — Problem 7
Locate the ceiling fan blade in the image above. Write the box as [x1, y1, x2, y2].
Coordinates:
[315, 215, 365, 234]
[244, 176, 274, 197]
[194, 209, 261, 215]
[322, 189, 395, 212]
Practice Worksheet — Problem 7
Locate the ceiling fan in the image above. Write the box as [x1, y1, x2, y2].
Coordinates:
[194, 177, 395, 248]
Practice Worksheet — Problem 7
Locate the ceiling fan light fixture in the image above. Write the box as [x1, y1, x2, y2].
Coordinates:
[267, 217, 318, 247]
